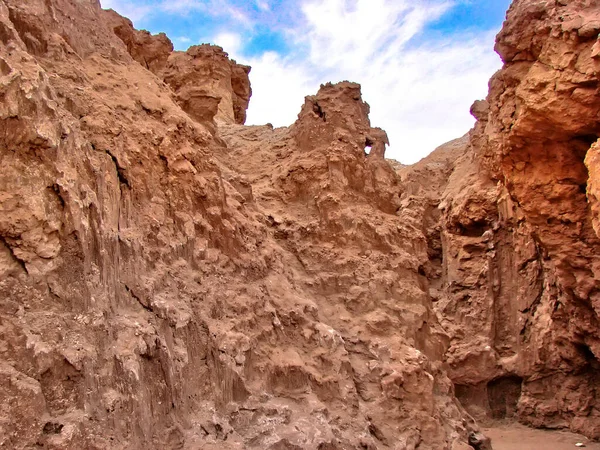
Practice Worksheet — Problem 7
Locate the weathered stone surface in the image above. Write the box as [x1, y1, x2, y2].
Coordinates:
[472, 0, 600, 438]
[396, 0, 600, 440]
[103, 9, 252, 126]
[218, 82, 476, 449]
[586, 141, 600, 239]
[4, 0, 600, 446]
[162, 44, 252, 126]
[103, 9, 173, 73]
[0, 1, 477, 449]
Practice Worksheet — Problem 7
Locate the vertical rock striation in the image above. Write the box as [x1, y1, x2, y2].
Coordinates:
[0, 1, 475, 449]
[397, 0, 600, 440]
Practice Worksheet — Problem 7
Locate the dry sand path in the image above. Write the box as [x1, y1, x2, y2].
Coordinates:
[484, 424, 600, 450]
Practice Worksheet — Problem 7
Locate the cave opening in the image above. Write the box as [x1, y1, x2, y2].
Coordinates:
[455, 221, 489, 238]
[487, 375, 523, 419]
[575, 342, 600, 371]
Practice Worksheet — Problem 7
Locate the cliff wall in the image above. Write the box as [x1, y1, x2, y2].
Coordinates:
[2, 0, 600, 448]
[0, 1, 474, 448]
[395, 0, 600, 439]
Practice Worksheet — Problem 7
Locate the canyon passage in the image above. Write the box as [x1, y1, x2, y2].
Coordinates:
[1, 0, 600, 449]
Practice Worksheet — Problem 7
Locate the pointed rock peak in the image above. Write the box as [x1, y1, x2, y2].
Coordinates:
[292, 81, 388, 157]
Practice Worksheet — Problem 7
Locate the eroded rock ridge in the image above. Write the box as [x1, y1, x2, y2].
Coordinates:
[2, 0, 600, 448]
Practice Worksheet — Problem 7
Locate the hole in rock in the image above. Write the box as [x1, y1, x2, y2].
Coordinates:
[487, 375, 523, 419]
[43, 422, 63, 434]
[572, 134, 599, 161]
[456, 221, 489, 238]
[364, 137, 374, 155]
[312, 102, 326, 121]
[573, 134, 599, 147]
[575, 343, 600, 370]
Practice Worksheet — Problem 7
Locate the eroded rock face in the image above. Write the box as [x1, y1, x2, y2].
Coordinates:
[103, 9, 252, 126]
[5, 0, 600, 446]
[472, 0, 600, 438]
[399, 0, 600, 440]
[216, 82, 478, 450]
[162, 44, 252, 126]
[103, 9, 173, 73]
[398, 138, 547, 426]
[0, 1, 476, 449]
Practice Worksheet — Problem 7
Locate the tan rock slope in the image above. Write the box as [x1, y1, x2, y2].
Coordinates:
[1, 0, 600, 449]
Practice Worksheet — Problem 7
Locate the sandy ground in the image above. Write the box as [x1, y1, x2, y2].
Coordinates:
[484, 423, 600, 450]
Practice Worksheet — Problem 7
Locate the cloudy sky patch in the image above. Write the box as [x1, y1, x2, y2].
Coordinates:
[100, 0, 511, 163]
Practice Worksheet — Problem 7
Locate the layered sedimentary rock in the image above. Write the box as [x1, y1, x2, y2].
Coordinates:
[0, 1, 477, 448]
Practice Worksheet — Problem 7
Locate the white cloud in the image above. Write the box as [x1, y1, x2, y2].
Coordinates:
[255, 0, 270, 11]
[158, 0, 252, 27]
[212, 32, 244, 59]
[244, 52, 318, 126]
[242, 0, 502, 164]
[100, 0, 153, 23]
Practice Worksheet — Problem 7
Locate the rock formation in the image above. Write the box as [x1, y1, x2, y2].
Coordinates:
[393, 0, 600, 440]
[461, 0, 600, 438]
[0, 1, 473, 448]
[104, 9, 252, 126]
[2, 0, 600, 448]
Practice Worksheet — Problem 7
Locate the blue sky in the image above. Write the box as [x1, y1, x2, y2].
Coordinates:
[101, 0, 512, 163]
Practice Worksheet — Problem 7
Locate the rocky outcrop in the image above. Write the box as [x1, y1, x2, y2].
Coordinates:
[398, 138, 547, 426]
[103, 9, 173, 73]
[470, 0, 600, 438]
[396, 0, 600, 440]
[216, 82, 478, 449]
[162, 45, 252, 126]
[103, 9, 252, 126]
[0, 1, 477, 449]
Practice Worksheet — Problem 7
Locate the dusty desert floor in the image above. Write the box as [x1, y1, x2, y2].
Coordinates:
[485, 424, 600, 450]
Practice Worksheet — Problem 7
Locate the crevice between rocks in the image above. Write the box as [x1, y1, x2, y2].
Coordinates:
[0, 235, 28, 273]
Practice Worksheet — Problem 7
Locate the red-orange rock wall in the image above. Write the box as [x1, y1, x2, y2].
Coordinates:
[403, 0, 600, 439]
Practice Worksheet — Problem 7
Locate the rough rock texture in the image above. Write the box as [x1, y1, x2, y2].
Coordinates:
[4, 0, 600, 447]
[162, 45, 252, 126]
[0, 1, 477, 449]
[397, 0, 600, 440]
[398, 138, 547, 427]
[103, 9, 252, 126]
[586, 141, 600, 238]
[469, 0, 600, 439]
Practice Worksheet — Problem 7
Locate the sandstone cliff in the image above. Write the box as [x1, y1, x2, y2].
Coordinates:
[0, 1, 476, 448]
[394, 0, 600, 440]
[3, 0, 600, 448]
